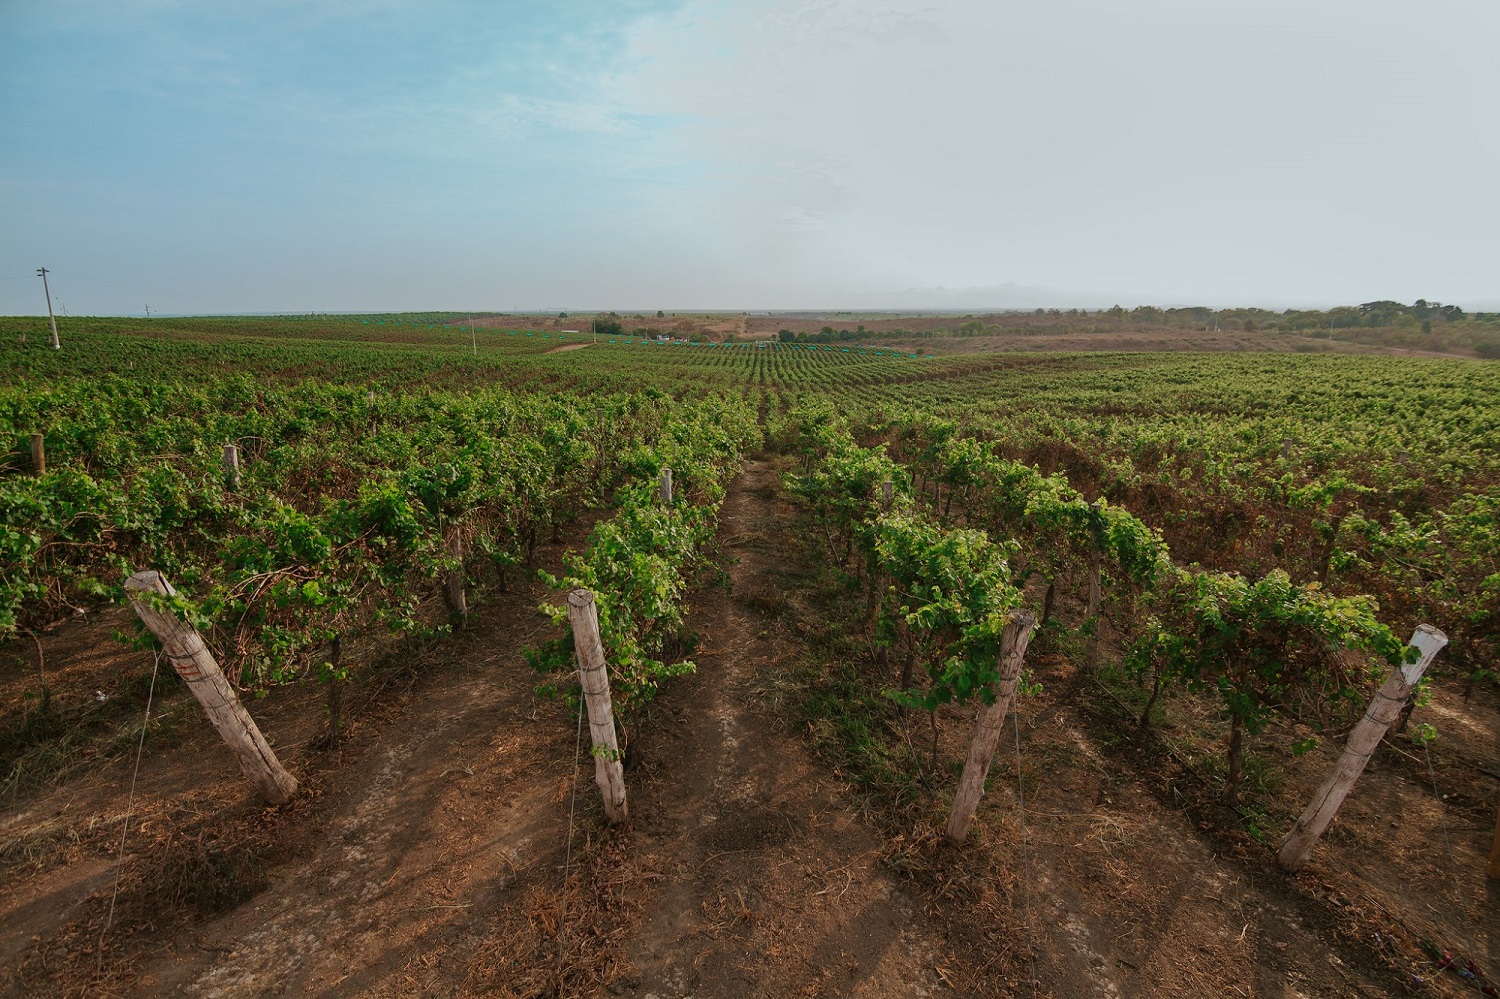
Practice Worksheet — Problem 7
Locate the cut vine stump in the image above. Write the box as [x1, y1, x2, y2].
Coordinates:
[946, 609, 1037, 844]
[1276, 624, 1447, 872]
[567, 588, 628, 824]
[124, 570, 298, 805]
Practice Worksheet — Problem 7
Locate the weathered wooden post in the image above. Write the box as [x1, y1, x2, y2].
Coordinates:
[1085, 503, 1103, 669]
[659, 467, 673, 505]
[1276, 624, 1447, 872]
[222, 443, 240, 490]
[882, 479, 894, 511]
[124, 570, 298, 804]
[946, 609, 1037, 844]
[30, 433, 45, 475]
[444, 531, 467, 625]
[566, 589, 628, 824]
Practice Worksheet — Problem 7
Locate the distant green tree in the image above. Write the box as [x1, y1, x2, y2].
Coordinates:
[1328, 306, 1361, 329]
[1358, 301, 1406, 326]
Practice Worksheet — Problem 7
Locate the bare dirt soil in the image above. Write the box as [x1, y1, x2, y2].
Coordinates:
[2, 462, 1495, 997]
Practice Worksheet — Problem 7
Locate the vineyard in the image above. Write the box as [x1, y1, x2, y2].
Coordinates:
[1, 314, 1497, 997]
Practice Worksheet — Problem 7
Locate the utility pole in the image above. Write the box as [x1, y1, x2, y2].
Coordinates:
[470, 319, 476, 356]
[36, 268, 59, 349]
[145, 304, 151, 319]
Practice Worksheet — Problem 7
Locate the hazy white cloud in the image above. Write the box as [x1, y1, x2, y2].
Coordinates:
[613, 0, 1500, 307]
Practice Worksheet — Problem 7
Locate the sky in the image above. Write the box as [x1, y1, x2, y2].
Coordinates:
[1, 0, 1497, 315]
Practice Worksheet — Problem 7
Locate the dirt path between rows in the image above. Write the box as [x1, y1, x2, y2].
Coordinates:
[547, 343, 591, 353]
[1, 527, 596, 998]
[618, 459, 957, 997]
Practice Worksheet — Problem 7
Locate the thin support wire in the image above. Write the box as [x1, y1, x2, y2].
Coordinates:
[555, 690, 588, 990]
[563, 692, 586, 884]
[1424, 740, 1487, 977]
[95, 649, 162, 979]
[1013, 706, 1039, 996]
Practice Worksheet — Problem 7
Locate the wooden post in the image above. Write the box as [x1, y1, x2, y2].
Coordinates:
[444, 531, 467, 625]
[30, 433, 45, 475]
[1488, 807, 1500, 880]
[1276, 625, 1447, 872]
[566, 589, 628, 824]
[946, 610, 1037, 844]
[222, 443, 240, 490]
[1085, 503, 1102, 669]
[659, 467, 673, 505]
[882, 479, 894, 511]
[124, 570, 298, 805]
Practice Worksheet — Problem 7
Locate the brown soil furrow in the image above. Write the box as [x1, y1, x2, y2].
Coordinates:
[619, 459, 956, 997]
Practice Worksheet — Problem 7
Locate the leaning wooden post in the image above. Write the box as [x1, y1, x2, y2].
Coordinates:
[1276, 624, 1447, 872]
[30, 433, 45, 475]
[566, 589, 628, 824]
[659, 467, 673, 505]
[947, 609, 1037, 844]
[222, 443, 240, 490]
[444, 530, 467, 626]
[124, 570, 298, 804]
[1085, 503, 1103, 670]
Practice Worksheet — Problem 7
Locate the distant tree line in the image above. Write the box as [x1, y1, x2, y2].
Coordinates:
[1086, 299, 1483, 332]
[777, 325, 874, 344]
[903, 301, 1499, 355]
